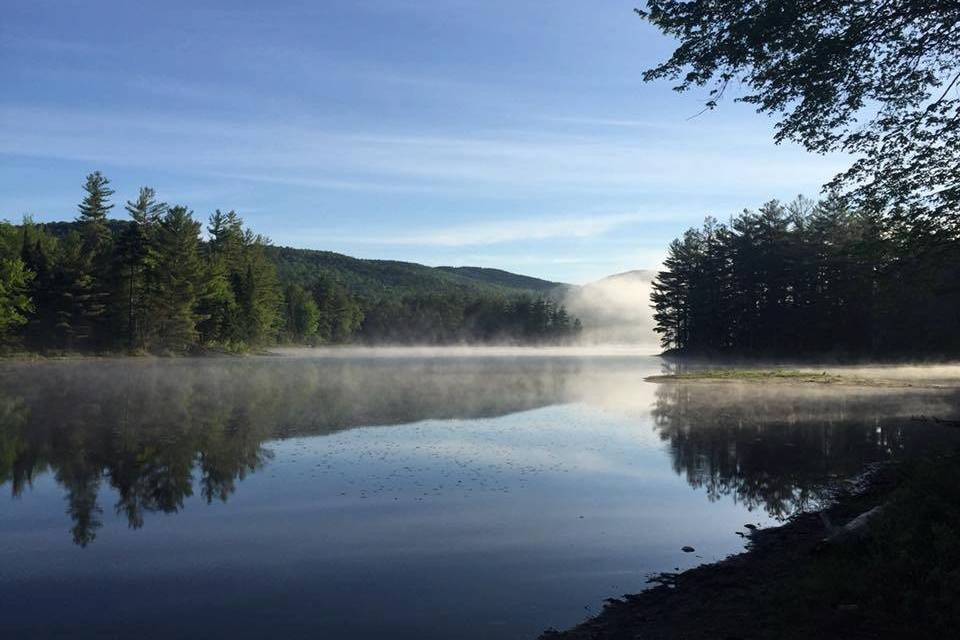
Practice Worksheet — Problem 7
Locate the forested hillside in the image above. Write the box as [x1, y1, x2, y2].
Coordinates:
[651, 197, 960, 359]
[267, 246, 566, 300]
[0, 172, 581, 354]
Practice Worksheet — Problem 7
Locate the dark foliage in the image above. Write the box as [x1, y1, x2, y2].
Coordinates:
[651, 197, 960, 358]
[359, 292, 581, 345]
[0, 172, 580, 352]
[765, 453, 960, 638]
[637, 0, 960, 219]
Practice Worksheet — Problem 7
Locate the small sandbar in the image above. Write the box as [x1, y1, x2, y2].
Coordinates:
[645, 367, 960, 389]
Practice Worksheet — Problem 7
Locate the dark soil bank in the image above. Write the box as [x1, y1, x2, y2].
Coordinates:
[540, 458, 960, 640]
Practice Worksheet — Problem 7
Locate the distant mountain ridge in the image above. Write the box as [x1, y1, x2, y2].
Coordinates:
[266, 246, 569, 300]
[435, 266, 568, 293]
[26, 219, 570, 300]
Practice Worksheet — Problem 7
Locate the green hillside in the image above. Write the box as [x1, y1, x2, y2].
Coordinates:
[436, 266, 568, 294]
[266, 245, 569, 300]
[32, 220, 571, 299]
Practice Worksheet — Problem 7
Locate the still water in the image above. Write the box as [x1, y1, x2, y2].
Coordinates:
[1, 351, 959, 639]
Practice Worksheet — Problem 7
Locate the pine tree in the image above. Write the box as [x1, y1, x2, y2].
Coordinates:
[71, 171, 115, 348]
[118, 187, 166, 350]
[151, 206, 204, 353]
[77, 171, 114, 255]
[233, 255, 281, 346]
[229, 228, 281, 347]
[197, 210, 242, 347]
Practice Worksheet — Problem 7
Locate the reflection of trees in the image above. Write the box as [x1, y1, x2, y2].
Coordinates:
[0, 365, 278, 546]
[0, 358, 575, 545]
[652, 382, 960, 518]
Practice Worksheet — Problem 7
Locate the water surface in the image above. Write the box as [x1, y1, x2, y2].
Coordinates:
[1, 352, 958, 638]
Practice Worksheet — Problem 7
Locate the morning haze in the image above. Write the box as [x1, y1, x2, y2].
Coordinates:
[1, 1, 958, 639]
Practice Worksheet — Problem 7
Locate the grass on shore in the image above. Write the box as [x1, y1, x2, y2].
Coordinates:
[647, 369, 851, 383]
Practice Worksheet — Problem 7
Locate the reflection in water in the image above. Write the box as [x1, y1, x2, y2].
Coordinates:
[3, 355, 960, 640]
[2, 356, 959, 547]
[0, 358, 577, 545]
[651, 381, 960, 517]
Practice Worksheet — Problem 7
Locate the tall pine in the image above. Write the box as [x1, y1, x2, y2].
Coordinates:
[151, 206, 204, 353]
[72, 171, 115, 348]
[117, 187, 166, 350]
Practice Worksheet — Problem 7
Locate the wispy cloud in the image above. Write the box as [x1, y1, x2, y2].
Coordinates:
[0, 104, 848, 199]
[546, 116, 662, 128]
[315, 211, 659, 247]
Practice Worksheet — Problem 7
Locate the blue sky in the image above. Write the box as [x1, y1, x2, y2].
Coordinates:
[1, 0, 846, 284]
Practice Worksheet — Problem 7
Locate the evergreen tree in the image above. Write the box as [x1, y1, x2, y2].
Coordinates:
[3, 171, 585, 352]
[72, 171, 115, 347]
[118, 187, 166, 350]
[282, 283, 320, 343]
[77, 171, 114, 255]
[200, 211, 281, 348]
[0, 256, 33, 339]
[151, 206, 204, 353]
[231, 232, 282, 347]
[18, 218, 60, 348]
[55, 232, 103, 350]
[312, 274, 363, 343]
[651, 196, 960, 358]
[197, 210, 241, 347]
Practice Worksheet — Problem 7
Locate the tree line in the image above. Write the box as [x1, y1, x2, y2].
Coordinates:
[0, 172, 581, 353]
[362, 293, 580, 344]
[651, 197, 960, 358]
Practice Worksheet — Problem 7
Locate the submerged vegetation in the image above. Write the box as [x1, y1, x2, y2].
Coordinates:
[0, 172, 581, 354]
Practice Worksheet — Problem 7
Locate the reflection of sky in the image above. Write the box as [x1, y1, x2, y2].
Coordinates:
[1, 400, 767, 639]
[3, 355, 960, 639]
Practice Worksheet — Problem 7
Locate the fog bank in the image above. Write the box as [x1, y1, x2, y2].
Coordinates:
[563, 270, 659, 348]
[271, 345, 659, 358]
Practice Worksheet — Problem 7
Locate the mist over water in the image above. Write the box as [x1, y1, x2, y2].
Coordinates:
[1, 353, 959, 639]
[563, 270, 659, 348]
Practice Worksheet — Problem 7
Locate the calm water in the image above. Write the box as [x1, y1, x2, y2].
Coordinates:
[1, 351, 959, 639]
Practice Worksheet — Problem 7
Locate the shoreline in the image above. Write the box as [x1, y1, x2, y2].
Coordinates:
[539, 452, 960, 640]
[645, 369, 960, 390]
[539, 466, 896, 640]
[0, 344, 661, 362]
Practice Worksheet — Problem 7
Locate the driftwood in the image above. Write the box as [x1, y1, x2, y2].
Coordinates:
[819, 504, 886, 545]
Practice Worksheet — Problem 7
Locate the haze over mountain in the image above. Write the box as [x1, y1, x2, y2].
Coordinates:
[269, 242, 660, 348]
[32, 217, 658, 345]
[272, 246, 660, 349]
[564, 270, 658, 347]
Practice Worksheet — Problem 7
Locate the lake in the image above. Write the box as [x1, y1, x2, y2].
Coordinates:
[2, 350, 959, 639]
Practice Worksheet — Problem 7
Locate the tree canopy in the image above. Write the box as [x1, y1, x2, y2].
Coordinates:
[638, 0, 960, 219]
[0, 171, 580, 352]
[651, 196, 960, 358]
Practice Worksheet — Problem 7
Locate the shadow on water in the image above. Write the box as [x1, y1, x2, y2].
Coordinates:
[0, 357, 580, 546]
[651, 380, 960, 518]
[2, 355, 959, 546]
